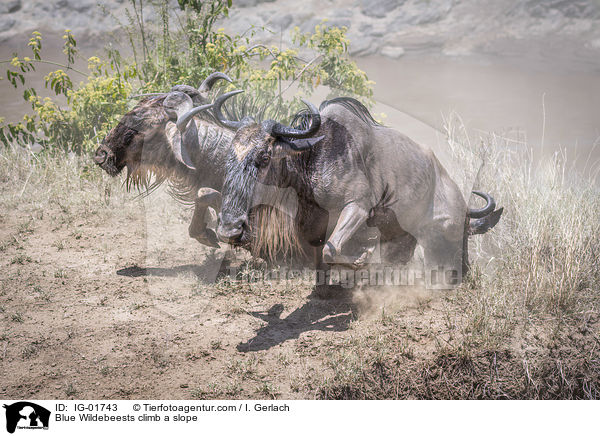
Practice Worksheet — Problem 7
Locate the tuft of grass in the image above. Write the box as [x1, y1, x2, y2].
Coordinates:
[10, 254, 32, 265]
[227, 356, 259, 381]
[190, 381, 242, 399]
[256, 382, 280, 399]
[31, 285, 51, 302]
[21, 340, 45, 359]
[64, 383, 77, 397]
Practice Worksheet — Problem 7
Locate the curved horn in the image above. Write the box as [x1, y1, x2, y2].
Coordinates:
[198, 72, 233, 93]
[176, 103, 214, 132]
[467, 190, 496, 218]
[196, 187, 222, 210]
[270, 99, 321, 139]
[170, 84, 200, 98]
[213, 90, 245, 130]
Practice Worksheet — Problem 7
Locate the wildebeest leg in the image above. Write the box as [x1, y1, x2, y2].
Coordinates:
[421, 234, 463, 290]
[312, 245, 346, 299]
[322, 203, 369, 264]
[462, 217, 470, 277]
[380, 232, 418, 265]
[189, 188, 221, 248]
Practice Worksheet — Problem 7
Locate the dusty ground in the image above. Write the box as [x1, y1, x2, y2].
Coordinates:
[1, 155, 599, 400]
[0, 184, 439, 399]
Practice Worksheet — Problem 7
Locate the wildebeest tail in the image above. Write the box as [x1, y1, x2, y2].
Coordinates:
[467, 190, 503, 235]
[469, 207, 503, 235]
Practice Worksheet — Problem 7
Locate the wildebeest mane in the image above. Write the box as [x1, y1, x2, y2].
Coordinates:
[291, 97, 380, 132]
[320, 97, 381, 126]
[222, 93, 267, 125]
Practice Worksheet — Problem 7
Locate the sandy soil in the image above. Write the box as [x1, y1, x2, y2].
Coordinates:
[0, 186, 447, 399]
[1, 177, 599, 400]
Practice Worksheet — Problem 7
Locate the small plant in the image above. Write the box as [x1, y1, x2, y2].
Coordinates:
[227, 356, 259, 380]
[21, 340, 44, 359]
[10, 254, 32, 265]
[32, 286, 51, 302]
[256, 382, 279, 399]
[150, 348, 169, 368]
[130, 302, 147, 311]
[64, 383, 77, 397]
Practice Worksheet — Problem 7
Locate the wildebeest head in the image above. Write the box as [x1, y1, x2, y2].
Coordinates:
[212, 91, 323, 256]
[94, 72, 231, 189]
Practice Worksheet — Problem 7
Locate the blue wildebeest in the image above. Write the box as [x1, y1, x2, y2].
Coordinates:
[211, 92, 503, 296]
[94, 72, 241, 248]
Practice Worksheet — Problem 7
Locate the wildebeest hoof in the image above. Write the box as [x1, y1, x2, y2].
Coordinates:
[353, 245, 375, 268]
[192, 229, 220, 248]
[322, 242, 337, 263]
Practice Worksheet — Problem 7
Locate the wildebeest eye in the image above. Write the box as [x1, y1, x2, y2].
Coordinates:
[123, 129, 136, 145]
[255, 151, 270, 168]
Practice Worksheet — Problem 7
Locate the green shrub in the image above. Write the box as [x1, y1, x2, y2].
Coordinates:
[1, 0, 374, 154]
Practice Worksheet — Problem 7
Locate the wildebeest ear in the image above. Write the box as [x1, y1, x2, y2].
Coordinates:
[163, 91, 198, 169]
[277, 135, 325, 153]
[170, 84, 201, 103]
[162, 91, 194, 123]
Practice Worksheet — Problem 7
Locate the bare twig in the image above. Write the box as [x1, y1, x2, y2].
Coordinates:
[268, 54, 323, 107]
[18, 168, 34, 198]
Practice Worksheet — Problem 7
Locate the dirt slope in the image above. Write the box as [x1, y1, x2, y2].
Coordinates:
[1, 175, 598, 400]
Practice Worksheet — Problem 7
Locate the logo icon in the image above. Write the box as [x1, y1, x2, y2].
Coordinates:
[3, 402, 50, 434]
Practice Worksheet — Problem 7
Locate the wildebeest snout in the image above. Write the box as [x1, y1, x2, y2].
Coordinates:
[217, 216, 245, 243]
[93, 146, 109, 165]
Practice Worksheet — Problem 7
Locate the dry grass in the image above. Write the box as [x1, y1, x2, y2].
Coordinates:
[1, 118, 599, 399]
[0, 143, 138, 222]
[310, 117, 600, 399]
[445, 115, 600, 347]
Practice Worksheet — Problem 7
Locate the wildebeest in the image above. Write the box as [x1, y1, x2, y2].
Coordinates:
[212, 92, 503, 295]
[94, 73, 380, 267]
[94, 72, 240, 248]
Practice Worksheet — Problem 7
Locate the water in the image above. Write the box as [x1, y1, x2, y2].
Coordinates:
[1, 32, 599, 171]
[357, 55, 600, 171]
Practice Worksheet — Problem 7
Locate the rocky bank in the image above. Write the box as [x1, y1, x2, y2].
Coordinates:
[0, 0, 599, 65]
